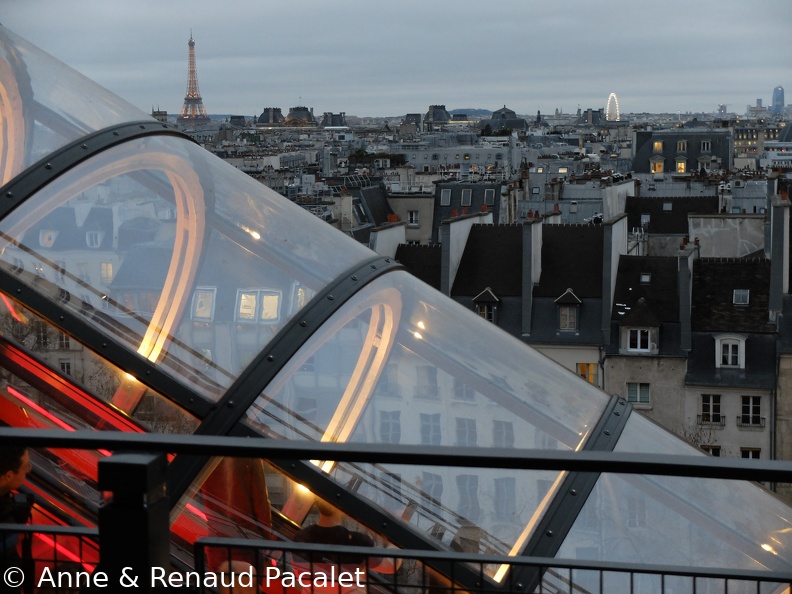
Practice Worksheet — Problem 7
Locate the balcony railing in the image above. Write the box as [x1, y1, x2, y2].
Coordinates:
[737, 415, 766, 429]
[697, 414, 726, 427]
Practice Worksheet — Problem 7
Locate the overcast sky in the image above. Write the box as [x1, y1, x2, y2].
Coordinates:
[2, 1, 790, 118]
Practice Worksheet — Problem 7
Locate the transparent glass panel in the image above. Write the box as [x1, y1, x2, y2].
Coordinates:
[0, 26, 150, 185]
[0, 290, 199, 434]
[558, 414, 792, 575]
[243, 271, 609, 566]
[0, 134, 372, 401]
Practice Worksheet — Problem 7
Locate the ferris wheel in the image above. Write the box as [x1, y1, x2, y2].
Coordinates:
[606, 92, 620, 121]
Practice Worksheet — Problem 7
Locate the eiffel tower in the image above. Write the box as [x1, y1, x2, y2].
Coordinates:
[177, 32, 210, 125]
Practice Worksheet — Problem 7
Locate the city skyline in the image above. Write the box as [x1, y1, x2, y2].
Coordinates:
[2, 0, 790, 118]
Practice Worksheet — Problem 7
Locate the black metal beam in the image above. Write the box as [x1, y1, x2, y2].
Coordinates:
[0, 120, 190, 221]
[511, 395, 631, 591]
[2, 427, 791, 484]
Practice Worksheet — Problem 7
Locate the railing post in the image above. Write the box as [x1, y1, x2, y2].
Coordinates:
[93, 452, 170, 592]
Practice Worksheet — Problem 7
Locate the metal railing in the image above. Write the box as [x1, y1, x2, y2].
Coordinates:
[1, 428, 792, 593]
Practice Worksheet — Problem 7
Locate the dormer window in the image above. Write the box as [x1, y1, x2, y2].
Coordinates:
[555, 288, 581, 332]
[86, 230, 103, 248]
[473, 287, 498, 324]
[733, 289, 750, 305]
[715, 334, 745, 369]
[39, 230, 59, 248]
[628, 328, 651, 352]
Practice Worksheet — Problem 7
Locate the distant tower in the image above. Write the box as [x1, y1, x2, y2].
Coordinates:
[772, 86, 785, 115]
[606, 92, 620, 121]
[178, 33, 210, 126]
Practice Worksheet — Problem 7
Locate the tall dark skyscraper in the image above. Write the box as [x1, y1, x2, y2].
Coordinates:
[772, 85, 785, 115]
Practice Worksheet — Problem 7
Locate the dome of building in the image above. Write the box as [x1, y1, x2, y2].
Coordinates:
[258, 107, 284, 125]
[285, 105, 316, 126]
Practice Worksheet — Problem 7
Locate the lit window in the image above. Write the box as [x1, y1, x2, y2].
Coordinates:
[235, 289, 280, 323]
[676, 160, 687, 173]
[559, 305, 577, 331]
[627, 382, 650, 404]
[260, 293, 279, 321]
[477, 303, 495, 323]
[733, 289, 750, 305]
[558, 167, 568, 173]
[408, 210, 419, 226]
[39, 230, 57, 248]
[653, 141, 663, 153]
[628, 328, 650, 351]
[700, 394, 722, 424]
[577, 363, 597, 385]
[440, 189, 451, 206]
[650, 160, 664, 174]
[237, 291, 257, 321]
[461, 189, 472, 207]
[100, 262, 114, 285]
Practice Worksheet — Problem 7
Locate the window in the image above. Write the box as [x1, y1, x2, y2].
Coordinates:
[577, 363, 597, 385]
[718, 337, 742, 368]
[701, 140, 711, 153]
[700, 394, 722, 424]
[627, 382, 650, 405]
[676, 159, 687, 173]
[85, 231, 102, 248]
[440, 189, 451, 206]
[650, 160, 664, 174]
[236, 289, 280, 323]
[420, 413, 441, 445]
[640, 213, 650, 227]
[421, 472, 443, 511]
[192, 288, 216, 321]
[377, 364, 401, 398]
[559, 305, 577, 331]
[628, 328, 650, 351]
[484, 189, 495, 205]
[733, 289, 750, 305]
[33, 321, 48, 350]
[653, 141, 663, 153]
[493, 420, 514, 448]
[59, 359, 71, 376]
[379, 410, 401, 444]
[39, 230, 58, 248]
[415, 366, 438, 399]
[58, 332, 70, 350]
[640, 272, 652, 283]
[741, 448, 761, 459]
[677, 140, 687, 153]
[460, 189, 472, 207]
[100, 262, 114, 285]
[739, 396, 762, 427]
[455, 418, 477, 447]
[453, 378, 475, 401]
[456, 474, 480, 520]
[702, 445, 721, 456]
[407, 210, 419, 226]
[476, 303, 495, 323]
[494, 477, 516, 521]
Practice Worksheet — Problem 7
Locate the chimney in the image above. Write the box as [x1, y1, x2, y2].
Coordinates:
[678, 246, 695, 351]
[521, 219, 542, 336]
[769, 195, 790, 321]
